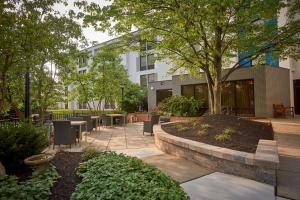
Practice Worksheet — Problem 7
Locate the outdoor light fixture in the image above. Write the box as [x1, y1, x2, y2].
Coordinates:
[150, 86, 154, 90]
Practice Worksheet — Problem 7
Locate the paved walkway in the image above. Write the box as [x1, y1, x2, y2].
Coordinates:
[271, 117, 300, 200]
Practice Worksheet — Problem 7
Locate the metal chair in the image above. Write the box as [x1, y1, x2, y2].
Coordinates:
[143, 115, 160, 136]
[52, 120, 77, 149]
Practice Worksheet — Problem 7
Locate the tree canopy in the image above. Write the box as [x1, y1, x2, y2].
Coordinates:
[77, 0, 300, 114]
[0, 0, 84, 117]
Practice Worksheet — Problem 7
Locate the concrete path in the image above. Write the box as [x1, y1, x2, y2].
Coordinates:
[272, 120, 300, 200]
[181, 172, 275, 200]
[142, 154, 213, 183]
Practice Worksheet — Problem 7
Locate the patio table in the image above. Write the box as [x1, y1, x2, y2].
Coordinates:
[91, 116, 100, 130]
[71, 121, 87, 142]
[106, 114, 126, 127]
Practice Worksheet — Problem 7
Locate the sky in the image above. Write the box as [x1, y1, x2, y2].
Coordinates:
[54, 0, 114, 46]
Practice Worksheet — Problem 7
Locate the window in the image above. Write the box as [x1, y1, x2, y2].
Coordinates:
[140, 73, 157, 87]
[79, 69, 86, 74]
[140, 56, 147, 71]
[221, 79, 254, 115]
[147, 54, 155, 70]
[182, 84, 208, 106]
[78, 57, 87, 67]
[140, 75, 148, 87]
[139, 40, 155, 71]
[156, 89, 172, 105]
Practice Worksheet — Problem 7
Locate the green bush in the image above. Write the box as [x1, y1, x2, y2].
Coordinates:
[0, 165, 59, 200]
[159, 95, 207, 117]
[122, 83, 147, 113]
[71, 151, 189, 200]
[0, 123, 48, 171]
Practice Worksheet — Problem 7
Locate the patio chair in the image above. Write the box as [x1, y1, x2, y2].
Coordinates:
[143, 114, 160, 136]
[52, 120, 77, 149]
[273, 104, 295, 118]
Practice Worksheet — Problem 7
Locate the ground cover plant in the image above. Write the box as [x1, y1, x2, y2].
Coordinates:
[0, 165, 59, 200]
[162, 115, 273, 153]
[71, 151, 189, 200]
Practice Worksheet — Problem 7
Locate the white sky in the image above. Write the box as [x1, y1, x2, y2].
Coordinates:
[54, 0, 114, 46]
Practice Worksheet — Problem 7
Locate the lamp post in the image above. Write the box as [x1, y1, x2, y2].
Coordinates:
[24, 70, 30, 120]
[120, 84, 124, 111]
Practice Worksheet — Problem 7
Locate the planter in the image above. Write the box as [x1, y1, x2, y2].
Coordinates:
[24, 153, 54, 175]
[154, 124, 279, 185]
[127, 113, 150, 123]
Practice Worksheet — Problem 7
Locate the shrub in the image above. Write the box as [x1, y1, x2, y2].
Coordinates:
[122, 83, 148, 113]
[159, 95, 207, 117]
[0, 165, 59, 200]
[0, 123, 48, 171]
[71, 151, 189, 200]
[201, 123, 211, 129]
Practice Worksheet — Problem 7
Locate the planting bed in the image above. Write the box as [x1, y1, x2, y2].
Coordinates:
[162, 115, 273, 153]
[50, 152, 82, 200]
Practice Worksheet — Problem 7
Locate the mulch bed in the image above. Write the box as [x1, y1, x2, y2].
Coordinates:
[50, 152, 82, 200]
[162, 115, 273, 153]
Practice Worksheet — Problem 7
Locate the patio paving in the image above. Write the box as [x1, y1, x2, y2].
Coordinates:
[181, 172, 275, 200]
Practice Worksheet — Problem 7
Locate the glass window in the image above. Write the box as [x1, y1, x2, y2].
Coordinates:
[195, 84, 208, 102]
[182, 85, 194, 97]
[140, 75, 147, 87]
[235, 80, 254, 114]
[156, 89, 172, 105]
[221, 81, 235, 108]
[140, 56, 147, 71]
[147, 54, 155, 69]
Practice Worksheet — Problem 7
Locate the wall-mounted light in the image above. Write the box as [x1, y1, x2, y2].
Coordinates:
[150, 86, 154, 90]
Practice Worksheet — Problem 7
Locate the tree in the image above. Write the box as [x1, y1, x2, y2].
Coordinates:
[70, 47, 129, 111]
[0, 0, 84, 118]
[77, 0, 300, 114]
[122, 82, 147, 113]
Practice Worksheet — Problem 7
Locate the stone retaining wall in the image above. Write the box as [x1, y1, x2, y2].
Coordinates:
[154, 124, 279, 185]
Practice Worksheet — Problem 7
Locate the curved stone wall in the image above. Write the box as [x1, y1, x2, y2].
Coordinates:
[154, 124, 279, 185]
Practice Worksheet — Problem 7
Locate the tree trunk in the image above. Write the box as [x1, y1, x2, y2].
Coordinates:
[212, 80, 222, 114]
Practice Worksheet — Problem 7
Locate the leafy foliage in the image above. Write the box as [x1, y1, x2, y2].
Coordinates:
[0, 0, 84, 117]
[71, 151, 189, 200]
[70, 47, 130, 111]
[0, 123, 48, 171]
[0, 165, 59, 200]
[159, 96, 206, 117]
[77, 0, 300, 114]
[122, 82, 147, 113]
